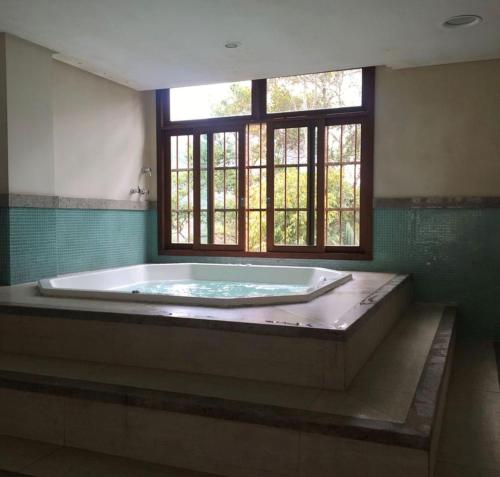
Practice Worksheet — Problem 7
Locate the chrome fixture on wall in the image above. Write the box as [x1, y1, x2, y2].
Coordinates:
[130, 167, 152, 196]
[130, 186, 149, 196]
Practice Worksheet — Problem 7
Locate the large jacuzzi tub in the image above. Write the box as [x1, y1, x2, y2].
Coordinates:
[38, 263, 352, 307]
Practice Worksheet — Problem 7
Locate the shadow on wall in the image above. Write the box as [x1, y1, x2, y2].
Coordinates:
[148, 208, 500, 340]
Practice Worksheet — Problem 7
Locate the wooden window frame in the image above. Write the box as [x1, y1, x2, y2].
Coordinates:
[157, 67, 374, 260]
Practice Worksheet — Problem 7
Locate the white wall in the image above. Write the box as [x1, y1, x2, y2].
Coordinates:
[5, 34, 55, 195]
[143, 89, 157, 199]
[0, 34, 7, 195]
[53, 60, 153, 201]
[146, 59, 500, 201]
[3, 33, 500, 202]
[374, 60, 500, 197]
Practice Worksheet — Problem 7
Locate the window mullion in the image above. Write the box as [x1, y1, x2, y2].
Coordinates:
[316, 122, 326, 250]
[207, 133, 214, 244]
[193, 132, 201, 248]
[306, 126, 315, 246]
[237, 126, 246, 250]
[265, 123, 275, 251]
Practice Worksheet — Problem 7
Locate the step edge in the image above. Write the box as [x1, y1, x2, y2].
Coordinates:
[0, 275, 411, 341]
[0, 304, 454, 452]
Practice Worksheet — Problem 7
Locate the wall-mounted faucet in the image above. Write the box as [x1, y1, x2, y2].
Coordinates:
[142, 167, 152, 177]
[130, 186, 149, 196]
[130, 167, 152, 196]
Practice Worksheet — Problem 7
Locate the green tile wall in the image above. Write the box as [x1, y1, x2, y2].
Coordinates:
[148, 208, 500, 339]
[56, 209, 148, 275]
[0, 208, 10, 286]
[1, 206, 498, 339]
[8, 208, 58, 284]
[3, 208, 148, 284]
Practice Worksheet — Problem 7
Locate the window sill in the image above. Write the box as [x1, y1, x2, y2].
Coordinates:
[157, 248, 373, 261]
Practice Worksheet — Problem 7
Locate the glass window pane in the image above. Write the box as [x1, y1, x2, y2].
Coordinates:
[341, 211, 357, 246]
[327, 211, 340, 246]
[273, 126, 316, 247]
[325, 124, 362, 247]
[267, 69, 362, 114]
[170, 81, 252, 121]
[246, 124, 267, 252]
[170, 135, 194, 244]
[248, 124, 266, 166]
[341, 164, 356, 209]
[202, 130, 241, 246]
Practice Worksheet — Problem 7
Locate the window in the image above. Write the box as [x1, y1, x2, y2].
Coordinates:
[169, 81, 252, 121]
[157, 67, 374, 259]
[267, 69, 362, 113]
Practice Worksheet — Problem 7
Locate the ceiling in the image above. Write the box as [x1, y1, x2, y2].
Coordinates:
[0, 0, 499, 91]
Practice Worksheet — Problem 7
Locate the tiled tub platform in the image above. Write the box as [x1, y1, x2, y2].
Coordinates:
[0, 272, 455, 476]
[0, 272, 411, 390]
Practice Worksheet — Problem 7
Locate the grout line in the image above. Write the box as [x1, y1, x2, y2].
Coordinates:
[296, 430, 303, 477]
[18, 446, 61, 474]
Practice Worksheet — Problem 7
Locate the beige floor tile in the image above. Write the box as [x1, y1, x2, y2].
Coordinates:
[309, 390, 393, 421]
[437, 339, 500, 471]
[314, 303, 443, 423]
[0, 351, 320, 411]
[449, 340, 500, 393]
[88, 363, 321, 410]
[352, 304, 442, 391]
[299, 432, 428, 477]
[64, 399, 128, 457]
[124, 407, 300, 477]
[0, 390, 65, 445]
[121, 324, 326, 387]
[438, 389, 500, 470]
[0, 353, 100, 381]
[0, 435, 59, 473]
[23, 447, 220, 477]
[435, 460, 500, 477]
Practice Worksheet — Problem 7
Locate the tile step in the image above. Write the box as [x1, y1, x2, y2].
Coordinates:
[0, 273, 412, 390]
[0, 435, 219, 476]
[0, 304, 455, 477]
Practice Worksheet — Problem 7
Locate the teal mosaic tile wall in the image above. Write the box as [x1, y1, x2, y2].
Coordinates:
[4, 208, 148, 284]
[8, 208, 58, 284]
[0, 208, 10, 286]
[55, 209, 148, 276]
[2, 206, 499, 338]
[148, 208, 500, 339]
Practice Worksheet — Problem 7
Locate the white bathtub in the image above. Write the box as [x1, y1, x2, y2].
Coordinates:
[38, 263, 352, 307]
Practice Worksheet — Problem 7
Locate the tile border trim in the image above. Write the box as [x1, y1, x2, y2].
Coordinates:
[2, 194, 500, 210]
[374, 196, 500, 208]
[0, 193, 156, 211]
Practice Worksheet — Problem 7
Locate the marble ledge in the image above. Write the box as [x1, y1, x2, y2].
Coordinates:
[374, 196, 500, 209]
[0, 274, 409, 341]
[2, 194, 500, 210]
[0, 193, 156, 211]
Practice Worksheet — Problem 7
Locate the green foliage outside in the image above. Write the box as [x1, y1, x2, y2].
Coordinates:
[171, 71, 361, 249]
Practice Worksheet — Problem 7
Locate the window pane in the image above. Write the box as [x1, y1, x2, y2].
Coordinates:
[267, 69, 362, 114]
[246, 124, 267, 252]
[201, 131, 241, 246]
[170, 135, 194, 244]
[273, 126, 316, 247]
[170, 81, 252, 121]
[325, 124, 361, 246]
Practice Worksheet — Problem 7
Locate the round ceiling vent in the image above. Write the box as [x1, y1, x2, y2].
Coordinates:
[442, 15, 483, 28]
[224, 41, 241, 49]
